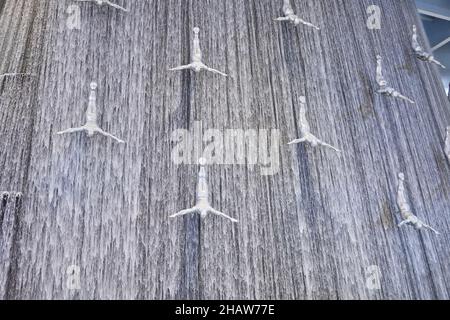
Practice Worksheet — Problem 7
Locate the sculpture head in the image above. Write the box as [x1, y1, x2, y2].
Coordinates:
[87, 129, 95, 137]
[307, 135, 318, 147]
[193, 27, 200, 34]
[398, 173, 405, 181]
[90, 82, 98, 90]
[192, 62, 203, 72]
[293, 17, 302, 25]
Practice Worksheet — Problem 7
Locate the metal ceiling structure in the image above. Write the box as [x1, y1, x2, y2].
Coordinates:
[416, 0, 450, 93]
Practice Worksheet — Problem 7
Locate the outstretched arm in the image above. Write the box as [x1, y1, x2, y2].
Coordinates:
[287, 137, 307, 145]
[169, 64, 193, 71]
[209, 208, 238, 223]
[398, 220, 410, 228]
[169, 207, 198, 219]
[429, 57, 446, 69]
[422, 223, 440, 235]
[205, 66, 228, 77]
[274, 17, 290, 21]
[318, 140, 341, 152]
[295, 18, 320, 30]
[395, 92, 415, 104]
[57, 127, 85, 135]
[76, 0, 128, 12]
[105, 0, 129, 12]
[97, 128, 125, 144]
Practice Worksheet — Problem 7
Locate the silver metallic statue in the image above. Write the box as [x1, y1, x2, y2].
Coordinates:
[170, 158, 238, 223]
[396, 173, 440, 234]
[288, 96, 340, 152]
[169, 27, 228, 77]
[57, 82, 125, 144]
[412, 25, 445, 69]
[75, 0, 128, 12]
[376, 55, 415, 104]
[274, 0, 320, 30]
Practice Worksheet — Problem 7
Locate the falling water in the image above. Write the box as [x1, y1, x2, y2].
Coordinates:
[0, 0, 450, 299]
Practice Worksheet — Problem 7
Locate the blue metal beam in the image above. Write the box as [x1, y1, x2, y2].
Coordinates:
[416, 0, 450, 21]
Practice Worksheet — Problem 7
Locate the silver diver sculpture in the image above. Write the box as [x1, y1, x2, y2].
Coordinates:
[169, 27, 228, 77]
[274, 0, 320, 30]
[412, 25, 445, 69]
[57, 82, 125, 144]
[396, 173, 440, 234]
[288, 96, 341, 152]
[376, 55, 415, 104]
[75, 0, 128, 12]
[170, 158, 238, 223]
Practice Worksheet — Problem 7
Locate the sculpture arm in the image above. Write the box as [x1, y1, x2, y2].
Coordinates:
[105, 1, 129, 12]
[169, 64, 194, 71]
[169, 207, 198, 219]
[209, 208, 238, 223]
[204, 66, 228, 77]
[318, 140, 341, 152]
[96, 128, 125, 144]
[422, 223, 440, 235]
[395, 92, 415, 104]
[287, 137, 307, 145]
[57, 127, 85, 135]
